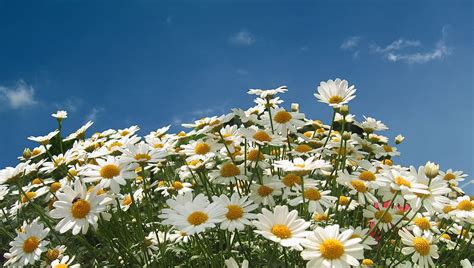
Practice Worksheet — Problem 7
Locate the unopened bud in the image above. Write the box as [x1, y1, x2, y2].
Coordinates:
[291, 103, 299, 112]
[424, 161, 439, 179]
[342, 132, 352, 140]
[395, 134, 405, 144]
[22, 148, 32, 160]
[339, 105, 349, 116]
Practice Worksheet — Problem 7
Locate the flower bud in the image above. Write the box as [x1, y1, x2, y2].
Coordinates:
[339, 105, 349, 116]
[395, 134, 405, 144]
[424, 161, 439, 179]
[22, 148, 32, 160]
[342, 132, 352, 140]
[291, 103, 299, 112]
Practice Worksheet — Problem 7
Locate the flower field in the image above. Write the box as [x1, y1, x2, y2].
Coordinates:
[0, 79, 472, 267]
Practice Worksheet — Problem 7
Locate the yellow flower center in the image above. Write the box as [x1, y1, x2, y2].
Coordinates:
[295, 144, 312, 153]
[274, 111, 292, 123]
[414, 218, 431, 230]
[32, 178, 43, 185]
[187, 211, 208, 226]
[383, 145, 393, 152]
[226, 205, 243, 220]
[21, 192, 37, 203]
[253, 131, 272, 142]
[108, 141, 123, 151]
[362, 259, 374, 265]
[395, 176, 411, 188]
[304, 188, 322, 201]
[153, 143, 164, 149]
[314, 213, 328, 222]
[173, 181, 184, 190]
[56, 264, 68, 268]
[50, 182, 62, 193]
[46, 248, 60, 261]
[122, 195, 133, 206]
[412, 237, 430, 256]
[120, 130, 130, 136]
[320, 239, 345, 260]
[220, 163, 240, 177]
[68, 169, 78, 177]
[32, 148, 42, 156]
[257, 185, 273, 197]
[351, 180, 367, 193]
[328, 95, 343, 104]
[271, 224, 292, 239]
[194, 143, 210, 155]
[134, 153, 151, 161]
[350, 233, 361, 239]
[457, 200, 473, 211]
[99, 164, 120, 179]
[443, 173, 456, 181]
[440, 234, 451, 240]
[22, 236, 40, 253]
[359, 171, 376, 181]
[374, 210, 393, 223]
[282, 173, 302, 187]
[339, 195, 349, 205]
[383, 159, 393, 166]
[443, 205, 454, 214]
[71, 199, 91, 218]
[247, 149, 264, 161]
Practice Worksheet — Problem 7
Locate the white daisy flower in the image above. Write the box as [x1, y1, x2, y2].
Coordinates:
[288, 186, 336, 213]
[51, 110, 68, 119]
[28, 130, 60, 145]
[314, 78, 356, 108]
[159, 192, 226, 235]
[50, 180, 111, 235]
[247, 85, 288, 98]
[253, 205, 310, 250]
[212, 193, 258, 231]
[274, 157, 331, 174]
[398, 228, 439, 268]
[358, 116, 388, 133]
[209, 162, 247, 184]
[449, 195, 474, 223]
[4, 221, 50, 266]
[261, 107, 306, 135]
[82, 156, 135, 193]
[363, 205, 402, 232]
[438, 169, 467, 187]
[249, 175, 284, 207]
[51, 255, 80, 268]
[239, 126, 286, 146]
[181, 139, 221, 161]
[301, 224, 364, 268]
[120, 142, 167, 163]
[63, 121, 94, 141]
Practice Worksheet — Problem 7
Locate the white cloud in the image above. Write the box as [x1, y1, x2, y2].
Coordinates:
[0, 80, 37, 109]
[191, 108, 214, 116]
[230, 30, 255, 46]
[86, 107, 104, 122]
[341, 36, 362, 50]
[372, 27, 451, 64]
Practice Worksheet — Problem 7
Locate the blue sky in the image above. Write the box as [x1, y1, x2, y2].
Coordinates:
[0, 0, 472, 193]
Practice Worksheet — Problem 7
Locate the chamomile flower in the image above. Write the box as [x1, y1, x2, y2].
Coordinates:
[253, 205, 310, 250]
[212, 193, 258, 231]
[4, 221, 50, 266]
[301, 224, 364, 268]
[52, 110, 68, 119]
[181, 139, 221, 161]
[358, 116, 388, 133]
[82, 156, 135, 193]
[50, 180, 111, 235]
[239, 126, 286, 146]
[120, 142, 167, 163]
[449, 195, 474, 223]
[63, 121, 93, 141]
[209, 162, 247, 184]
[288, 186, 336, 213]
[398, 228, 439, 268]
[363, 205, 402, 232]
[28, 130, 60, 145]
[247, 85, 288, 98]
[345, 226, 377, 250]
[159, 193, 226, 235]
[50, 255, 80, 268]
[438, 169, 467, 187]
[314, 78, 356, 108]
[261, 108, 305, 134]
[274, 157, 331, 174]
[249, 175, 284, 207]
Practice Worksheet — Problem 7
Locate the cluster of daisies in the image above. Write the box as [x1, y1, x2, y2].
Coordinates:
[0, 79, 472, 267]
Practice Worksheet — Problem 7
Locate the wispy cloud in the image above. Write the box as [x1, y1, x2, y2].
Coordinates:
[86, 107, 104, 122]
[55, 97, 82, 113]
[230, 30, 255, 46]
[341, 36, 362, 50]
[372, 26, 451, 64]
[165, 15, 172, 25]
[341, 36, 362, 58]
[237, 69, 248, 75]
[0, 80, 37, 109]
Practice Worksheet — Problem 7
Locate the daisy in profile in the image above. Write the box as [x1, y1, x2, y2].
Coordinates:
[249, 175, 284, 207]
[63, 121, 94, 141]
[120, 142, 167, 163]
[50, 180, 111, 235]
[448, 195, 474, 223]
[239, 126, 286, 146]
[159, 193, 226, 235]
[247, 85, 288, 98]
[274, 157, 331, 174]
[261, 107, 306, 135]
[398, 228, 439, 268]
[4, 221, 50, 266]
[314, 78, 356, 108]
[253, 205, 310, 250]
[358, 116, 388, 133]
[82, 156, 135, 193]
[212, 193, 258, 231]
[301, 224, 364, 268]
[28, 130, 60, 145]
[51, 110, 68, 120]
[50, 255, 80, 268]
